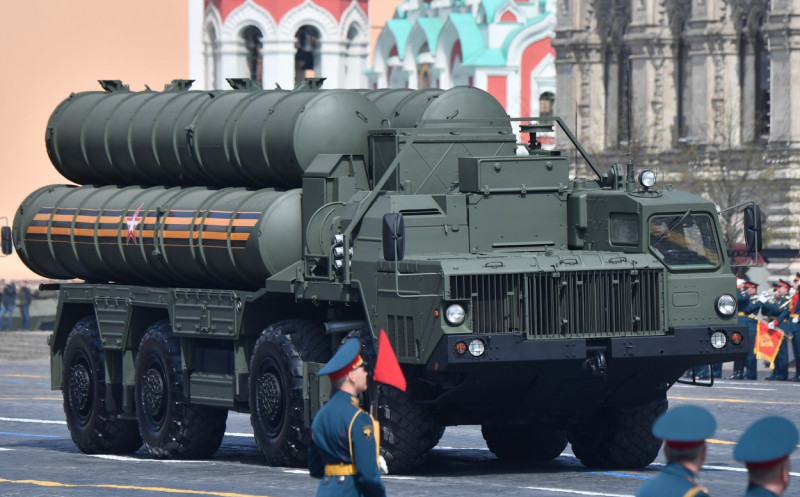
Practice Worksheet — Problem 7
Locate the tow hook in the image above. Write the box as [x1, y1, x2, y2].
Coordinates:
[583, 350, 607, 377]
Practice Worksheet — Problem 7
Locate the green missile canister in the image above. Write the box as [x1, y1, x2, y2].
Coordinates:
[45, 80, 383, 188]
[13, 184, 301, 289]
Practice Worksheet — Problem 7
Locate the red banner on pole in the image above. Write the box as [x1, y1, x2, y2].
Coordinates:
[754, 320, 785, 368]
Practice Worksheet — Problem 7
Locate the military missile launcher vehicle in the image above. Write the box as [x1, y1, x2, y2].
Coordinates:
[7, 79, 755, 472]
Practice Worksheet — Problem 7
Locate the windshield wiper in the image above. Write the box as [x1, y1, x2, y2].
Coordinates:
[652, 209, 692, 248]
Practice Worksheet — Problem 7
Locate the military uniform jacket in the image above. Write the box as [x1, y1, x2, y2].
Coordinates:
[761, 295, 791, 325]
[737, 291, 761, 324]
[635, 462, 710, 497]
[743, 483, 779, 497]
[308, 390, 386, 497]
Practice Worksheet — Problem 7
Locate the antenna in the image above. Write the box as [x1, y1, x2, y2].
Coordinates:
[574, 106, 578, 178]
[626, 58, 635, 184]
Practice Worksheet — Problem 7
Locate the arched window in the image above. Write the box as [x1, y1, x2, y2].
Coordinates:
[539, 92, 554, 116]
[738, 9, 770, 142]
[673, 19, 689, 141]
[601, 10, 630, 149]
[417, 42, 433, 89]
[295, 25, 320, 86]
[241, 26, 263, 84]
[754, 24, 770, 139]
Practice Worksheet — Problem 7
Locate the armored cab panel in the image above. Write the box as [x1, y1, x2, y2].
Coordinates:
[458, 156, 570, 252]
[45, 83, 383, 188]
[13, 184, 301, 289]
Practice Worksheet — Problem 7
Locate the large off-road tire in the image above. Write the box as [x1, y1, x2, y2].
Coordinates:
[378, 385, 442, 474]
[568, 397, 667, 468]
[482, 424, 568, 461]
[62, 316, 142, 454]
[135, 320, 228, 459]
[341, 328, 444, 472]
[249, 319, 331, 467]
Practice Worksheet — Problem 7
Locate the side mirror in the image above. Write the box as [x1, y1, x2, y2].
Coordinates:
[744, 205, 762, 254]
[382, 213, 405, 262]
[1, 225, 11, 256]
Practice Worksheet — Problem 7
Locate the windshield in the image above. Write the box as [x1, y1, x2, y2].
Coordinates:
[649, 213, 721, 269]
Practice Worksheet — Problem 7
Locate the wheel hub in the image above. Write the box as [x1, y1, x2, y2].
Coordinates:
[257, 371, 283, 426]
[142, 366, 166, 420]
[68, 363, 92, 417]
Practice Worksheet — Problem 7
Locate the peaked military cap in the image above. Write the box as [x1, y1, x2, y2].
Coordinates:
[734, 416, 798, 468]
[778, 279, 791, 289]
[744, 280, 759, 289]
[653, 405, 716, 448]
[795, 272, 800, 280]
[318, 339, 365, 381]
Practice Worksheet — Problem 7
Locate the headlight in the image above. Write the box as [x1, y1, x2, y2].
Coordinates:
[444, 304, 466, 326]
[716, 294, 736, 317]
[639, 170, 656, 189]
[468, 339, 485, 357]
[710, 331, 727, 349]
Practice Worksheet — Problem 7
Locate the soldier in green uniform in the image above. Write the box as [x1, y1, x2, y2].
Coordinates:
[308, 339, 386, 497]
[635, 405, 715, 497]
[734, 416, 798, 497]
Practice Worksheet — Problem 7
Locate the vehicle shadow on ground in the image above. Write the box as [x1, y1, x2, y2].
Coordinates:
[8, 436, 665, 479]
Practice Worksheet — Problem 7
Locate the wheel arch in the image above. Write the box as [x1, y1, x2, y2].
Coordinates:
[51, 303, 95, 389]
[125, 306, 171, 351]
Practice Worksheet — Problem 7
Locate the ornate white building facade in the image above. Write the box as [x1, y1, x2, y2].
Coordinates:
[370, 0, 557, 119]
[553, 0, 800, 246]
[195, 0, 372, 90]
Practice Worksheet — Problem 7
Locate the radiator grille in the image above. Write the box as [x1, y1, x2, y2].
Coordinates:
[387, 315, 415, 357]
[449, 269, 663, 338]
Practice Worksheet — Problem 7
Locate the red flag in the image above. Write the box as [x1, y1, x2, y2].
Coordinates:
[754, 320, 785, 368]
[373, 329, 406, 392]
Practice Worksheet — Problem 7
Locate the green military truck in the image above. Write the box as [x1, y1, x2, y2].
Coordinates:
[5, 80, 754, 472]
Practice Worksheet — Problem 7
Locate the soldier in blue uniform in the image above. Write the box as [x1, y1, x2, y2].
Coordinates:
[786, 273, 800, 381]
[308, 339, 386, 497]
[734, 416, 798, 497]
[761, 279, 792, 381]
[635, 405, 715, 497]
[730, 280, 762, 380]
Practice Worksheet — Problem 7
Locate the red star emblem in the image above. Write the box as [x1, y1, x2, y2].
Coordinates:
[125, 203, 144, 245]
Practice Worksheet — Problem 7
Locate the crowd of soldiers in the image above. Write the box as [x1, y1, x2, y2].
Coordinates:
[731, 273, 800, 381]
[691, 273, 800, 381]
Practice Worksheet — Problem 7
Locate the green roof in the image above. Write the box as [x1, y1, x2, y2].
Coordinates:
[416, 17, 442, 51]
[464, 48, 506, 67]
[501, 12, 550, 56]
[386, 19, 412, 57]
[481, 0, 508, 22]
[447, 13, 485, 61]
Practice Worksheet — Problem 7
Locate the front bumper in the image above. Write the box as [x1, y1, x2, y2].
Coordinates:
[422, 325, 747, 423]
[427, 325, 748, 373]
